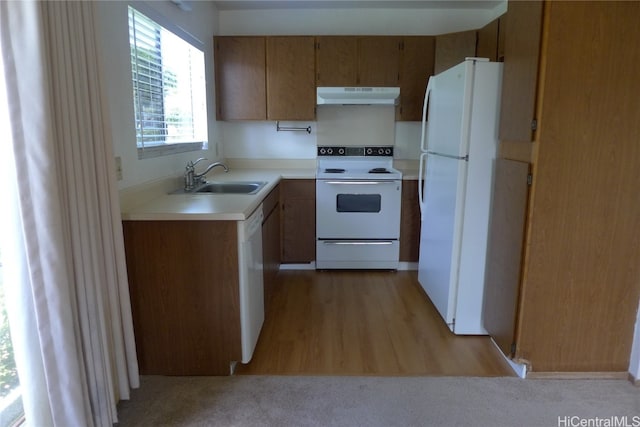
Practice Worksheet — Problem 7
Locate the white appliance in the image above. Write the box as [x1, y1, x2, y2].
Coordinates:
[237, 204, 264, 362]
[316, 87, 400, 105]
[417, 58, 503, 335]
[316, 146, 402, 269]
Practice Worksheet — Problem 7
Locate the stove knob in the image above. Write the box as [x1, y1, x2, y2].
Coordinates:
[385, 148, 392, 155]
[338, 148, 345, 155]
[327, 148, 333, 155]
[366, 148, 373, 155]
[319, 147, 326, 155]
[378, 148, 385, 155]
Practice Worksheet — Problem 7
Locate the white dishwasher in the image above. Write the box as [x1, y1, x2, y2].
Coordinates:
[237, 204, 264, 363]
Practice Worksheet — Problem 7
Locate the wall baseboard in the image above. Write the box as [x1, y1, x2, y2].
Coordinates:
[526, 371, 629, 380]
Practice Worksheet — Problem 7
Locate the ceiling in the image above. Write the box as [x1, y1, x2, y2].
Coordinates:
[212, 1, 505, 11]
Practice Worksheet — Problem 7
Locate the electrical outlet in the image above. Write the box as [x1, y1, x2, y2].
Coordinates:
[115, 156, 123, 181]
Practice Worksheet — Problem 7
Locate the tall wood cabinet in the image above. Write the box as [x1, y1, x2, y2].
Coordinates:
[498, 1, 544, 144]
[485, 1, 640, 373]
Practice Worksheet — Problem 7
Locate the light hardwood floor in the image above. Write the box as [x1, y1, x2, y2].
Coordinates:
[236, 270, 514, 376]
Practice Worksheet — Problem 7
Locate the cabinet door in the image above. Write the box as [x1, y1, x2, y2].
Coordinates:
[398, 37, 435, 121]
[399, 180, 421, 261]
[261, 185, 280, 313]
[357, 36, 401, 86]
[266, 36, 316, 120]
[498, 1, 544, 142]
[316, 36, 358, 87]
[476, 18, 500, 62]
[123, 220, 241, 375]
[214, 36, 266, 120]
[482, 159, 530, 358]
[434, 30, 477, 74]
[280, 179, 316, 263]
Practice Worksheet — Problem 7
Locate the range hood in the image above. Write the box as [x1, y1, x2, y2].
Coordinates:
[317, 87, 400, 105]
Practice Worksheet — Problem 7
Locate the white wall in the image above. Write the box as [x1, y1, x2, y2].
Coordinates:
[95, 1, 219, 190]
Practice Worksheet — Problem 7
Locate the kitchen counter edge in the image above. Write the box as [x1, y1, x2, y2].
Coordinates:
[120, 168, 315, 222]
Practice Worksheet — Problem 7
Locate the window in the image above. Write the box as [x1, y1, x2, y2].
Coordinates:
[128, 6, 207, 158]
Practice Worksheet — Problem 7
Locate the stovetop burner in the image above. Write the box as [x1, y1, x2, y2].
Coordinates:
[369, 168, 391, 174]
[316, 145, 402, 180]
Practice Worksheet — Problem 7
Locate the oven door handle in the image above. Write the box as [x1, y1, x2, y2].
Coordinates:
[323, 181, 397, 185]
[322, 240, 394, 245]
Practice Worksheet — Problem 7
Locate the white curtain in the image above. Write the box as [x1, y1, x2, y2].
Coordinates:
[0, 1, 139, 426]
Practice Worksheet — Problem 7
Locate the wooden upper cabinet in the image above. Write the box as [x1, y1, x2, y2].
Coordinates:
[498, 1, 544, 143]
[476, 18, 500, 62]
[315, 36, 401, 87]
[398, 36, 435, 121]
[214, 36, 266, 120]
[315, 37, 358, 86]
[357, 36, 401, 86]
[434, 30, 477, 74]
[266, 36, 316, 121]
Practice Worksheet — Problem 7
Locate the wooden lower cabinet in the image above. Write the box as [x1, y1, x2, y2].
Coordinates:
[399, 180, 420, 262]
[261, 184, 280, 312]
[123, 220, 241, 376]
[280, 179, 316, 263]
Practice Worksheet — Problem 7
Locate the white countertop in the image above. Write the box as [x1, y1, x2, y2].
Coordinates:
[120, 160, 419, 222]
[121, 168, 315, 221]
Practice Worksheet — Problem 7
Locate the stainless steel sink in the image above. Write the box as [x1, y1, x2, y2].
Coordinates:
[192, 181, 267, 195]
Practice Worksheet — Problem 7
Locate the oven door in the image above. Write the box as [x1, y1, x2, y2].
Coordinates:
[316, 179, 402, 239]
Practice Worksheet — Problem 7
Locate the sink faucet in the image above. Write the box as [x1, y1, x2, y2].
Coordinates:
[184, 158, 229, 191]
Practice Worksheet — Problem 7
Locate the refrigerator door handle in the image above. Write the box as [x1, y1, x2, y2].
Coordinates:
[418, 152, 428, 217]
[420, 76, 434, 152]
[427, 150, 469, 162]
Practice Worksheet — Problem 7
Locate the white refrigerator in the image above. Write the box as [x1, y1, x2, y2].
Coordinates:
[418, 58, 503, 335]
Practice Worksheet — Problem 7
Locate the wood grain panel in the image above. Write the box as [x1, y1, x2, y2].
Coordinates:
[214, 36, 266, 120]
[517, 1, 640, 372]
[434, 30, 477, 74]
[482, 159, 530, 357]
[399, 180, 421, 262]
[280, 179, 316, 263]
[123, 221, 241, 375]
[315, 36, 358, 86]
[236, 271, 513, 376]
[476, 18, 500, 62]
[262, 185, 281, 312]
[357, 36, 401, 86]
[398, 37, 435, 121]
[266, 36, 316, 120]
[498, 1, 544, 142]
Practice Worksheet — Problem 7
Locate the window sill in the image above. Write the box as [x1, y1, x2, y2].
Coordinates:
[137, 142, 206, 160]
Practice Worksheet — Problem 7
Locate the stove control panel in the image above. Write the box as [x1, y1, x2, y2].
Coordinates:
[317, 146, 394, 157]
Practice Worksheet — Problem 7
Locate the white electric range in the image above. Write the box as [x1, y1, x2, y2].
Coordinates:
[315, 146, 402, 270]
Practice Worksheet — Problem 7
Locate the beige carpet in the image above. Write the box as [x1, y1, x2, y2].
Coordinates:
[115, 375, 639, 427]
